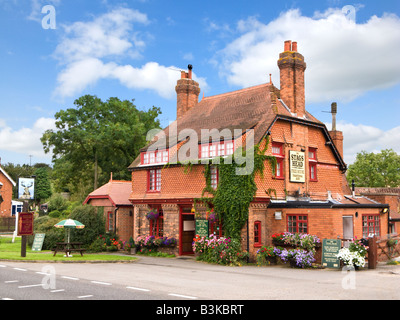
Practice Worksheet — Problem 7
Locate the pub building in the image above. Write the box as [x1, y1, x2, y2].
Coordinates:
[127, 41, 389, 261]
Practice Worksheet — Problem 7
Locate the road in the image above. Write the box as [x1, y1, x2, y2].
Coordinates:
[1, 255, 400, 301]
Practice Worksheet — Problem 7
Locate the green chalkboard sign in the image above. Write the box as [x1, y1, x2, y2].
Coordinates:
[195, 219, 209, 238]
[322, 239, 341, 268]
[31, 233, 45, 252]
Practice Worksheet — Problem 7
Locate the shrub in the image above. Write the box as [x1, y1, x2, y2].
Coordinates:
[29, 216, 64, 250]
[68, 205, 106, 247]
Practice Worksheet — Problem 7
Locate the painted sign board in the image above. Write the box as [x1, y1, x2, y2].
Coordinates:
[195, 219, 209, 238]
[322, 239, 341, 268]
[18, 178, 35, 200]
[17, 212, 34, 236]
[289, 151, 305, 183]
[32, 233, 46, 251]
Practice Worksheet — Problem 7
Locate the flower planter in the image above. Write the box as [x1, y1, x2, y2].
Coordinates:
[265, 256, 278, 265]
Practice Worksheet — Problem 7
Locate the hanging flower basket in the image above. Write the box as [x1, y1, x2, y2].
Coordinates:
[206, 209, 217, 223]
[146, 209, 159, 221]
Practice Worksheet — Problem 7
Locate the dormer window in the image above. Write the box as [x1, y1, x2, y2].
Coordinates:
[142, 150, 169, 165]
[200, 141, 234, 159]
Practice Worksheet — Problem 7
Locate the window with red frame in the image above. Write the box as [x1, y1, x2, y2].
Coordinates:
[142, 150, 168, 165]
[210, 166, 218, 189]
[287, 215, 308, 233]
[362, 214, 380, 237]
[254, 221, 261, 247]
[309, 148, 317, 181]
[148, 169, 161, 192]
[200, 141, 234, 159]
[272, 142, 284, 179]
[150, 210, 163, 237]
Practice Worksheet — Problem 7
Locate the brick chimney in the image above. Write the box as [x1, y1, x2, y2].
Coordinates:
[277, 40, 307, 118]
[329, 102, 344, 159]
[175, 64, 200, 119]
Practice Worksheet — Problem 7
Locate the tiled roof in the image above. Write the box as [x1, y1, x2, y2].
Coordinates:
[84, 180, 132, 206]
[129, 82, 323, 169]
[0, 167, 16, 186]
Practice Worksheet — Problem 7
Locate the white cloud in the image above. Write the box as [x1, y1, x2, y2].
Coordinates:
[53, 7, 208, 100]
[0, 118, 56, 158]
[326, 121, 400, 164]
[216, 9, 400, 104]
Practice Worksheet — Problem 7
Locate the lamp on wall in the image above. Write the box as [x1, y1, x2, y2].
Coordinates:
[381, 208, 389, 214]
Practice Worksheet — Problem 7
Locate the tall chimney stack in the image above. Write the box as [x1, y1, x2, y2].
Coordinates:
[277, 40, 307, 118]
[175, 64, 200, 119]
[329, 102, 344, 159]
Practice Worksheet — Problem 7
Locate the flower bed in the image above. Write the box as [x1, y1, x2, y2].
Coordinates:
[257, 232, 321, 268]
[192, 234, 248, 265]
[135, 235, 177, 254]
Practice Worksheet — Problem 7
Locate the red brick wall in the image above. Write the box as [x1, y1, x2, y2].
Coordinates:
[0, 171, 14, 217]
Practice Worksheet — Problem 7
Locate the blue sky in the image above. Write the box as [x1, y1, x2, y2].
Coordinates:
[0, 0, 399, 166]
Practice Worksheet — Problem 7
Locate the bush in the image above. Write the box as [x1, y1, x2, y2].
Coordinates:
[29, 216, 64, 250]
[48, 194, 69, 214]
[68, 205, 106, 248]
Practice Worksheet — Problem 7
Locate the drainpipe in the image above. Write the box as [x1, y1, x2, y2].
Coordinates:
[114, 207, 119, 234]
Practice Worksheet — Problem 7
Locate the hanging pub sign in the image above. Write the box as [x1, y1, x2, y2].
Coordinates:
[18, 178, 35, 200]
[289, 151, 305, 183]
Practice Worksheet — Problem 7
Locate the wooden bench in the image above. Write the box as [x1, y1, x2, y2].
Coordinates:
[53, 242, 86, 257]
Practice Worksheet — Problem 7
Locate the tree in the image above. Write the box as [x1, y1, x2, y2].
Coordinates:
[34, 167, 52, 204]
[41, 95, 161, 194]
[347, 149, 400, 188]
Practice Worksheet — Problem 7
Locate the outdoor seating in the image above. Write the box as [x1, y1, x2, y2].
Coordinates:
[52, 242, 86, 257]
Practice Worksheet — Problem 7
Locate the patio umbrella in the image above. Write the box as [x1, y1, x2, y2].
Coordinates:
[54, 219, 85, 244]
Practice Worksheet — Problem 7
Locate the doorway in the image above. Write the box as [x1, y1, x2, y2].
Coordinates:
[179, 206, 195, 255]
[343, 216, 354, 240]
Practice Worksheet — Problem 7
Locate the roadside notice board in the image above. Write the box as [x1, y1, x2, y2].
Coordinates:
[322, 239, 341, 268]
[195, 219, 209, 238]
[32, 233, 45, 251]
[17, 212, 34, 236]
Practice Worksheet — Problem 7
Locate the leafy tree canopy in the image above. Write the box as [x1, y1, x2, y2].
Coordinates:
[41, 95, 161, 197]
[347, 149, 400, 188]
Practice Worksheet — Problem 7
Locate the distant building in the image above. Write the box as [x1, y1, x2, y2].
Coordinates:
[83, 178, 133, 241]
[356, 187, 400, 235]
[0, 165, 16, 217]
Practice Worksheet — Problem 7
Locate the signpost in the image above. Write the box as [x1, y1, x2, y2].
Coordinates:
[322, 239, 341, 268]
[32, 233, 45, 252]
[195, 219, 209, 238]
[17, 211, 34, 257]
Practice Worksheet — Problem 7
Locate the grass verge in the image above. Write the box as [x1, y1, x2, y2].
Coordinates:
[0, 236, 137, 262]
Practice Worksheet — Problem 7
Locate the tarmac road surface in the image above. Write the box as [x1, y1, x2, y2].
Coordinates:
[1, 255, 399, 301]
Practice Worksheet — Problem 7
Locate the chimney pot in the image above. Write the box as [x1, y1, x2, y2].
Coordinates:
[284, 40, 292, 51]
[292, 41, 297, 52]
[188, 64, 193, 79]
